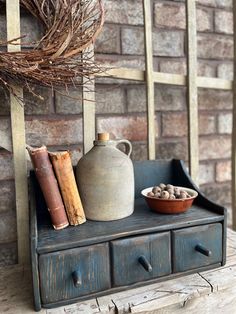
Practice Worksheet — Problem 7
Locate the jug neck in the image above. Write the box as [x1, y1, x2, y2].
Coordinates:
[94, 132, 116, 147]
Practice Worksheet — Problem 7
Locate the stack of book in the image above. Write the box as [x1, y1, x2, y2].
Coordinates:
[27, 145, 86, 230]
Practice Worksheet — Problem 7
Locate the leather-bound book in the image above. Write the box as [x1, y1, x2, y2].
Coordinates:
[49, 151, 86, 226]
[27, 145, 69, 230]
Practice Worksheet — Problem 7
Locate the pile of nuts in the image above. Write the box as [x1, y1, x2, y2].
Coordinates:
[147, 184, 192, 200]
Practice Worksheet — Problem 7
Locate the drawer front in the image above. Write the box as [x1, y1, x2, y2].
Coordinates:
[39, 243, 110, 304]
[172, 223, 222, 273]
[111, 232, 171, 286]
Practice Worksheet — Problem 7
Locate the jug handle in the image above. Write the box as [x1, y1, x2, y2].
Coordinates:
[116, 139, 132, 157]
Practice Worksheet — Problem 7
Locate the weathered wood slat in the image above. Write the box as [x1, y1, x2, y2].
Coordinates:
[82, 46, 95, 154]
[197, 76, 232, 90]
[99, 68, 145, 81]
[99, 69, 233, 90]
[186, 0, 199, 182]
[6, 0, 29, 265]
[143, 0, 156, 160]
[232, 0, 236, 230]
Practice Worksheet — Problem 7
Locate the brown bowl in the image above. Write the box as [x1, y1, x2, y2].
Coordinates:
[141, 186, 198, 214]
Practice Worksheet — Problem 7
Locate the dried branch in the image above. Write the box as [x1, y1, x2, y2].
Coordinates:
[0, 0, 105, 100]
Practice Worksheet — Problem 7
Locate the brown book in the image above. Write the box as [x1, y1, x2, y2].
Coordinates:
[26, 145, 69, 230]
[49, 151, 86, 226]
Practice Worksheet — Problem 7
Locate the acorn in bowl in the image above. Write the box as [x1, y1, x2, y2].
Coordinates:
[141, 183, 198, 214]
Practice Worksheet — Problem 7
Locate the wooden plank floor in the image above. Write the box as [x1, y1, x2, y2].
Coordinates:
[1, 228, 236, 314]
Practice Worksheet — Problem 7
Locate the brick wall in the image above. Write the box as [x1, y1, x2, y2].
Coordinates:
[0, 0, 233, 265]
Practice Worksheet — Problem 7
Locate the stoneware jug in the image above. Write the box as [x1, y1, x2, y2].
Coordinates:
[76, 133, 134, 221]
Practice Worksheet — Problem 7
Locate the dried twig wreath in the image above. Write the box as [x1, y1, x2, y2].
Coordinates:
[0, 0, 104, 99]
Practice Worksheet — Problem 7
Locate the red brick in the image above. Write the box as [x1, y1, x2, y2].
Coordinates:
[156, 139, 188, 161]
[131, 143, 148, 161]
[127, 85, 186, 113]
[97, 115, 151, 141]
[197, 8, 213, 32]
[156, 86, 186, 112]
[0, 211, 17, 243]
[199, 163, 215, 185]
[55, 88, 82, 114]
[25, 117, 83, 146]
[200, 182, 231, 206]
[162, 113, 215, 137]
[127, 85, 146, 112]
[218, 113, 232, 134]
[95, 24, 121, 54]
[96, 85, 125, 114]
[0, 242, 17, 266]
[159, 60, 216, 77]
[199, 136, 231, 160]
[0, 118, 12, 152]
[162, 113, 187, 137]
[198, 34, 233, 60]
[216, 160, 231, 182]
[153, 30, 184, 57]
[199, 114, 216, 135]
[159, 59, 186, 75]
[154, 2, 186, 30]
[198, 62, 216, 77]
[217, 63, 233, 80]
[0, 85, 52, 115]
[215, 10, 233, 34]
[0, 87, 10, 115]
[0, 152, 14, 181]
[0, 13, 7, 42]
[121, 27, 144, 55]
[198, 89, 233, 110]
[121, 28, 184, 57]
[154, 3, 212, 32]
[24, 85, 53, 115]
[0, 180, 15, 213]
[21, 14, 44, 45]
[104, 0, 143, 25]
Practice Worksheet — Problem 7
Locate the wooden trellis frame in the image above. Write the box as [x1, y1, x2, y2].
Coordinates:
[1, 0, 236, 264]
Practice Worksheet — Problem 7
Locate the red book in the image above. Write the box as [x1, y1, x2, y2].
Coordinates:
[27, 145, 69, 230]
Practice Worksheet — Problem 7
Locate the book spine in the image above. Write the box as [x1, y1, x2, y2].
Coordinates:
[49, 151, 86, 226]
[27, 145, 69, 230]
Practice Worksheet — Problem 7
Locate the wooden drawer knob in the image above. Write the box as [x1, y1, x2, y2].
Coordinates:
[72, 270, 82, 287]
[138, 255, 153, 272]
[195, 244, 212, 257]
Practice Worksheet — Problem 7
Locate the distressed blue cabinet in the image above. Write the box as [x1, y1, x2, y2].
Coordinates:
[30, 160, 227, 311]
[172, 223, 223, 272]
[39, 243, 110, 304]
[111, 232, 171, 286]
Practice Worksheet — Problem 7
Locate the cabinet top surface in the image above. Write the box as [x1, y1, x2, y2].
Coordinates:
[35, 198, 224, 254]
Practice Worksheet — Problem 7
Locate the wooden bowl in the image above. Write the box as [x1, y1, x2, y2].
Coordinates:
[141, 186, 198, 214]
